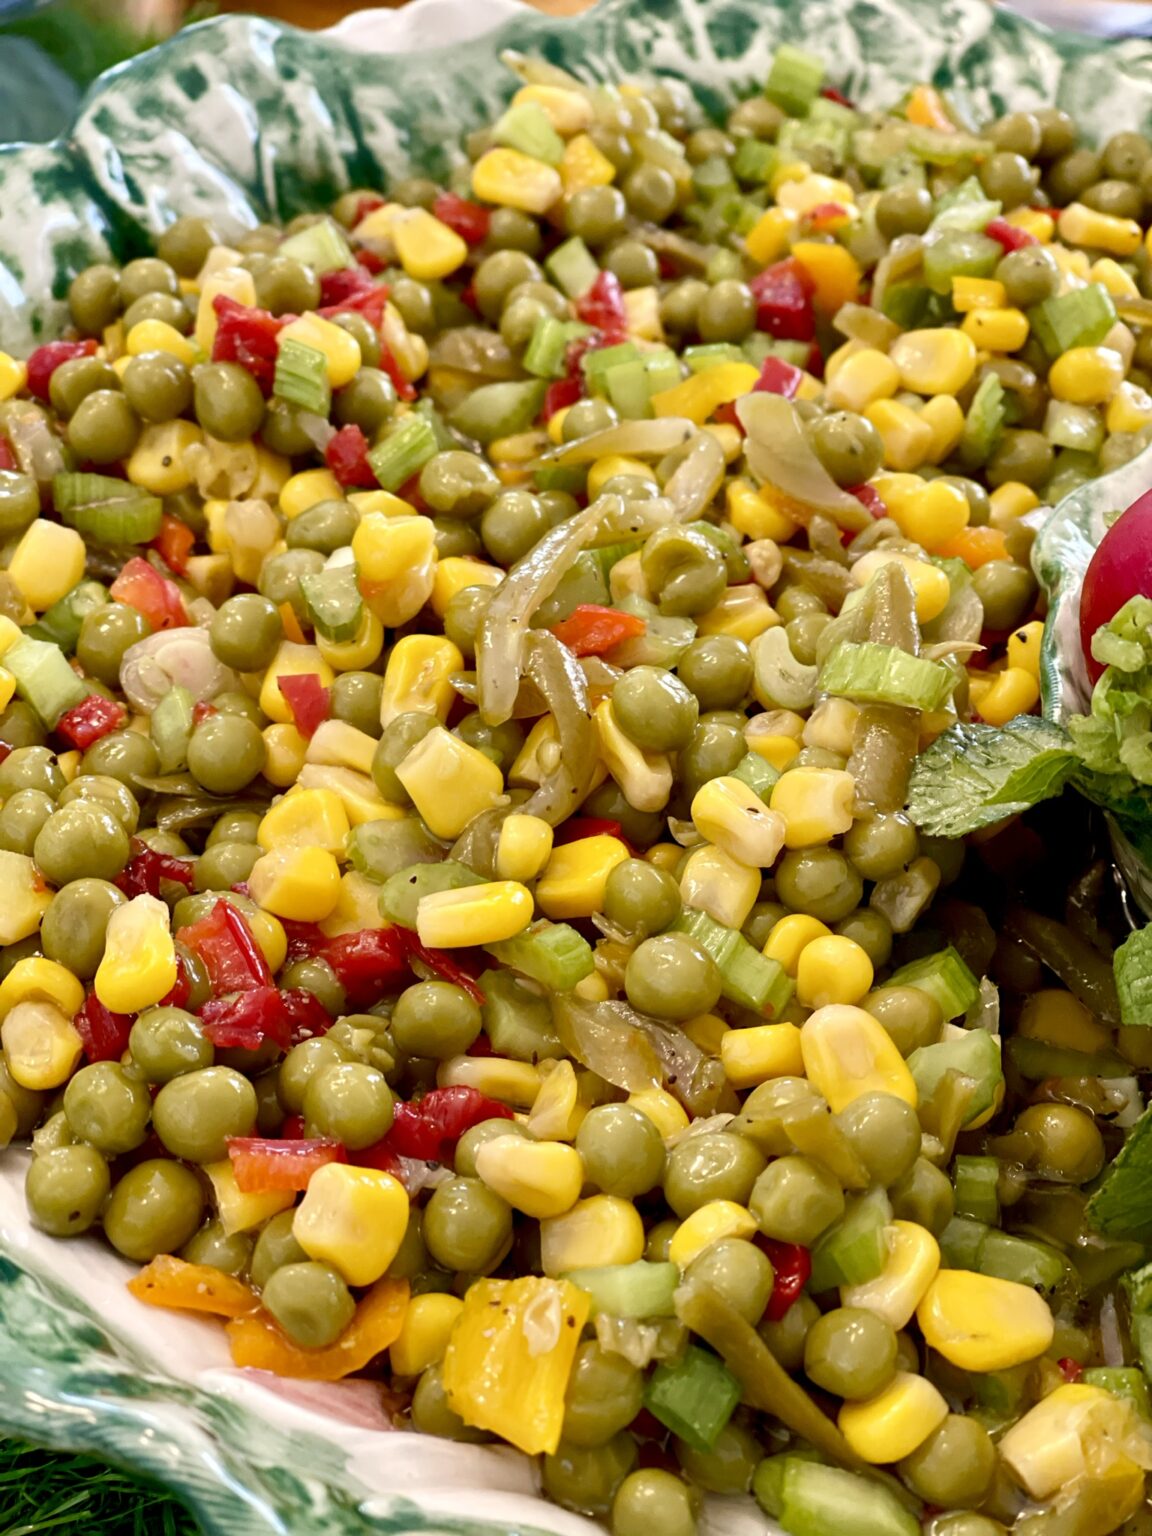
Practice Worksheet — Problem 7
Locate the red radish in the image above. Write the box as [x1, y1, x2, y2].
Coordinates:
[1078, 487, 1152, 683]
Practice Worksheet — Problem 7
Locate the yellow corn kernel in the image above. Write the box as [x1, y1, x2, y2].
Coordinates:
[998, 1383, 1146, 1501]
[353, 513, 438, 627]
[988, 480, 1040, 527]
[961, 306, 1029, 352]
[0, 958, 84, 1024]
[1005, 206, 1054, 242]
[248, 845, 342, 923]
[801, 1003, 918, 1113]
[430, 556, 503, 617]
[696, 584, 779, 644]
[744, 205, 799, 266]
[586, 455, 659, 499]
[496, 814, 554, 883]
[1058, 201, 1142, 257]
[770, 767, 856, 848]
[559, 132, 617, 195]
[918, 394, 966, 465]
[1049, 345, 1125, 406]
[391, 207, 469, 281]
[1049, 242, 1091, 280]
[763, 914, 831, 976]
[851, 550, 950, 624]
[573, 971, 610, 1003]
[94, 893, 177, 1014]
[473, 147, 563, 213]
[881, 475, 970, 551]
[258, 786, 350, 856]
[951, 276, 1007, 313]
[293, 1162, 409, 1287]
[195, 267, 257, 354]
[690, 776, 786, 868]
[917, 1269, 1055, 1372]
[258, 641, 336, 725]
[125, 318, 201, 367]
[416, 881, 534, 948]
[865, 398, 935, 472]
[667, 1200, 758, 1269]
[277, 314, 362, 388]
[184, 554, 233, 608]
[822, 348, 900, 414]
[1006, 620, 1045, 681]
[1108, 378, 1152, 434]
[842, 1220, 941, 1329]
[279, 467, 343, 521]
[1018, 989, 1112, 1053]
[317, 608, 385, 672]
[1091, 258, 1140, 300]
[0, 352, 27, 401]
[0, 1000, 83, 1090]
[681, 1011, 729, 1057]
[528, 1059, 585, 1140]
[540, 1194, 645, 1277]
[628, 1087, 689, 1139]
[623, 286, 664, 343]
[102, 319, 125, 361]
[509, 714, 560, 789]
[318, 870, 388, 940]
[680, 843, 761, 930]
[6, 521, 85, 613]
[512, 83, 592, 136]
[0, 851, 53, 944]
[203, 1160, 294, 1235]
[650, 362, 760, 427]
[475, 1135, 584, 1219]
[0, 617, 19, 657]
[262, 722, 309, 787]
[592, 698, 674, 810]
[975, 665, 1040, 726]
[720, 1021, 805, 1090]
[272, 763, 387, 822]
[391, 1293, 464, 1377]
[379, 634, 463, 728]
[838, 1372, 949, 1464]
[537, 833, 631, 921]
[749, 733, 801, 771]
[776, 173, 855, 216]
[725, 478, 798, 542]
[889, 328, 977, 397]
[547, 406, 570, 445]
[347, 489, 415, 519]
[395, 726, 504, 839]
[799, 698, 857, 758]
[770, 159, 812, 193]
[438, 1053, 541, 1108]
[0, 668, 14, 713]
[796, 935, 874, 1008]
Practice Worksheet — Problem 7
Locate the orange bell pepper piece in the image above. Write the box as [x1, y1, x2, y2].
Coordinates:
[279, 601, 308, 646]
[225, 1276, 410, 1380]
[906, 85, 955, 133]
[127, 1255, 259, 1318]
[935, 525, 1009, 569]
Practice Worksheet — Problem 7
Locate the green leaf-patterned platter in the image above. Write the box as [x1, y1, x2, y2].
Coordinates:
[4, 0, 1152, 1529]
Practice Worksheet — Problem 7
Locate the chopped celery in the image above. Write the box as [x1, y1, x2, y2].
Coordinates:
[731, 751, 780, 798]
[274, 337, 331, 416]
[3, 635, 88, 727]
[377, 860, 484, 929]
[523, 315, 570, 379]
[777, 113, 853, 166]
[150, 684, 194, 775]
[953, 1155, 1000, 1225]
[1044, 399, 1104, 454]
[907, 1029, 1003, 1124]
[608, 601, 696, 669]
[818, 641, 955, 713]
[906, 124, 993, 166]
[478, 968, 563, 1062]
[693, 155, 737, 203]
[672, 907, 793, 1016]
[299, 565, 363, 644]
[347, 818, 442, 882]
[487, 921, 594, 990]
[565, 1261, 678, 1318]
[880, 281, 931, 329]
[922, 230, 1001, 294]
[1082, 1366, 1151, 1418]
[931, 197, 1001, 233]
[683, 343, 746, 373]
[887, 945, 979, 1018]
[939, 1215, 986, 1270]
[808, 1187, 892, 1292]
[732, 136, 777, 184]
[765, 44, 824, 117]
[492, 100, 565, 166]
[1005, 1034, 1130, 1080]
[604, 359, 655, 421]
[32, 579, 108, 654]
[369, 412, 439, 490]
[278, 218, 354, 274]
[534, 463, 588, 495]
[743, 334, 811, 369]
[582, 341, 642, 388]
[544, 237, 599, 299]
[644, 1344, 741, 1453]
[942, 1217, 1065, 1291]
[1029, 283, 1116, 358]
[447, 379, 546, 448]
[776, 1458, 919, 1536]
[413, 395, 456, 452]
[54, 472, 163, 544]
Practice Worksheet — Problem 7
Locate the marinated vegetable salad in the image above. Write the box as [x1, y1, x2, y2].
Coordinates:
[3, 37, 1152, 1536]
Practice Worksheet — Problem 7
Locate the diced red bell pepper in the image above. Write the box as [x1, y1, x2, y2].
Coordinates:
[432, 191, 491, 246]
[753, 355, 804, 399]
[1058, 1357, 1084, 1383]
[845, 482, 888, 520]
[551, 604, 647, 657]
[176, 899, 272, 993]
[26, 339, 98, 403]
[192, 700, 218, 727]
[349, 1139, 403, 1178]
[279, 918, 330, 962]
[554, 816, 624, 846]
[316, 926, 410, 1012]
[281, 987, 333, 1045]
[399, 929, 487, 1005]
[55, 694, 127, 751]
[575, 271, 628, 339]
[325, 423, 378, 489]
[152, 512, 196, 576]
[117, 838, 196, 900]
[227, 1136, 347, 1193]
[543, 375, 584, 420]
[109, 555, 187, 632]
[820, 85, 854, 108]
[73, 993, 134, 1063]
[158, 956, 191, 1011]
[280, 1115, 307, 1140]
[318, 276, 390, 334]
[0, 440, 17, 472]
[749, 258, 816, 342]
[460, 281, 480, 314]
[356, 249, 386, 275]
[758, 1238, 812, 1321]
[200, 986, 294, 1052]
[353, 194, 387, 225]
[984, 217, 1037, 253]
[318, 265, 375, 309]
[277, 672, 330, 739]
[211, 294, 286, 393]
[382, 1086, 514, 1164]
[378, 340, 417, 402]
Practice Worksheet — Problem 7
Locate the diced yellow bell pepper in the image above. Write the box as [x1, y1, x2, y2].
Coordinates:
[791, 240, 861, 312]
[1018, 988, 1112, 1053]
[744, 206, 798, 266]
[204, 1161, 294, 1236]
[0, 352, 27, 401]
[650, 362, 760, 426]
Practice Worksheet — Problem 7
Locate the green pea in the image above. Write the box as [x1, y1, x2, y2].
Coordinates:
[603, 239, 660, 290]
[678, 718, 747, 799]
[263, 1261, 356, 1349]
[1082, 178, 1143, 219]
[120, 351, 194, 424]
[683, 1236, 776, 1326]
[758, 1292, 820, 1372]
[576, 1104, 665, 1198]
[899, 1414, 996, 1508]
[971, 559, 1038, 630]
[0, 1055, 46, 1135]
[978, 151, 1038, 208]
[454, 1118, 534, 1179]
[485, 207, 542, 256]
[194, 840, 261, 894]
[804, 1306, 898, 1400]
[563, 1340, 645, 1448]
[674, 1419, 761, 1495]
[153, 1067, 258, 1162]
[676, 635, 753, 712]
[371, 712, 438, 804]
[835, 908, 893, 968]
[423, 1176, 513, 1274]
[49, 356, 121, 419]
[259, 548, 325, 618]
[1013, 1102, 1105, 1183]
[864, 985, 943, 1056]
[1034, 107, 1077, 160]
[180, 1219, 253, 1277]
[642, 527, 726, 618]
[410, 1361, 488, 1442]
[250, 1209, 310, 1289]
[750, 1154, 844, 1245]
[565, 185, 628, 247]
[391, 981, 482, 1060]
[453, 713, 523, 772]
[602, 858, 682, 937]
[103, 1159, 205, 1262]
[257, 398, 317, 456]
[875, 184, 934, 239]
[473, 250, 543, 321]
[543, 1434, 638, 1517]
[187, 713, 266, 796]
[68, 264, 122, 335]
[890, 1156, 955, 1236]
[1046, 148, 1103, 205]
[77, 603, 151, 688]
[0, 788, 55, 858]
[193, 361, 265, 442]
[481, 490, 551, 565]
[664, 1131, 766, 1218]
[206, 811, 262, 848]
[625, 932, 722, 1021]
[810, 411, 885, 487]
[80, 729, 161, 794]
[123, 291, 192, 333]
[776, 848, 862, 924]
[25, 1144, 111, 1237]
[156, 216, 218, 277]
[660, 279, 709, 337]
[621, 162, 678, 224]
[119, 257, 179, 310]
[285, 496, 360, 556]
[0, 471, 40, 539]
[0, 746, 64, 799]
[432, 516, 482, 559]
[697, 279, 756, 344]
[129, 1006, 214, 1083]
[277, 1036, 352, 1114]
[843, 812, 918, 880]
[612, 1470, 698, 1536]
[33, 802, 130, 886]
[67, 389, 141, 464]
[611, 666, 699, 753]
[61, 1062, 151, 1157]
[302, 1062, 393, 1150]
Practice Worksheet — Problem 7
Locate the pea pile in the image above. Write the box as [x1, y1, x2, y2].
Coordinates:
[2, 41, 1152, 1536]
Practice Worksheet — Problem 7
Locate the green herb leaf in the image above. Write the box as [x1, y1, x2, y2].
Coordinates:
[1115, 926, 1152, 1028]
[1087, 1104, 1152, 1241]
[905, 717, 1077, 838]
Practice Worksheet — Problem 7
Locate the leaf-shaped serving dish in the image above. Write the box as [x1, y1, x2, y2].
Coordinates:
[4, 0, 1152, 1529]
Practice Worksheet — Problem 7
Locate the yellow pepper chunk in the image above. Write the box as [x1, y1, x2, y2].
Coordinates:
[888, 328, 977, 397]
[916, 1269, 1055, 1371]
[650, 362, 760, 426]
[744, 205, 798, 266]
[294, 1163, 410, 1287]
[7, 521, 86, 611]
[536, 834, 631, 920]
[475, 1135, 584, 1219]
[442, 1277, 589, 1455]
[801, 1003, 918, 1113]
[204, 1161, 294, 1236]
[472, 147, 563, 214]
[0, 352, 28, 401]
[838, 1372, 949, 1464]
[94, 893, 177, 1015]
[248, 846, 342, 923]
[791, 240, 861, 312]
